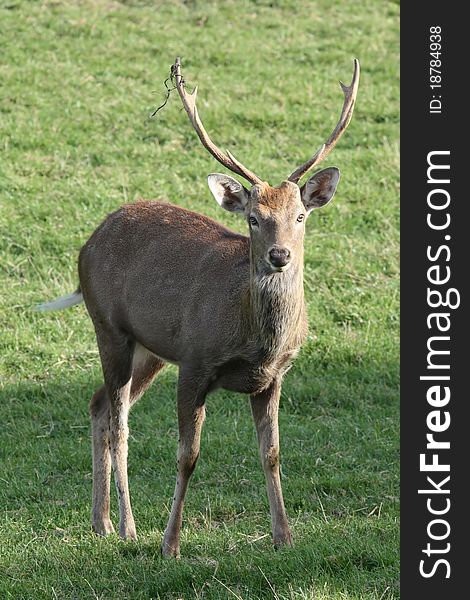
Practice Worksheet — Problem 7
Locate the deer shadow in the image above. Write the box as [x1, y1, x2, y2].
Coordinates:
[1, 351, 398, 598]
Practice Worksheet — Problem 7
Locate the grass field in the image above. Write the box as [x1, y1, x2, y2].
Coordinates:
[0, 1, 399, 598]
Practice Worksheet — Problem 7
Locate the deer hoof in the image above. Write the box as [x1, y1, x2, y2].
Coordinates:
[273, 530, 293, 549]
[92, 519, 115, 537]
[161, 539, 180, 559]
[119, 523, 137, 541]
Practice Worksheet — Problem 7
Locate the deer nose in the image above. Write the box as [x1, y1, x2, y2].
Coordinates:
[268, 247, 291, 268]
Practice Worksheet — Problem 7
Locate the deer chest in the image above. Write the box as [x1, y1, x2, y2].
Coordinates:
[210, 348, 299, 396]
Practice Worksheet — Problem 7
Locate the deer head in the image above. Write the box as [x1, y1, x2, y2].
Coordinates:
[173, 57, 359, 276]
[207, 172, 339, 276]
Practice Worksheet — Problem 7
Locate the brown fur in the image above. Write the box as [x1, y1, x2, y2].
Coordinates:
[75, 168, 339, 557]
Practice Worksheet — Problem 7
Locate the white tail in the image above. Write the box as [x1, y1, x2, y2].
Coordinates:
[36, 290, 83, 312]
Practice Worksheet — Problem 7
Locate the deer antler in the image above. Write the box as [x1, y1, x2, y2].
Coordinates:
[173, 57, 264, 186]
[288, 59, 360, 184]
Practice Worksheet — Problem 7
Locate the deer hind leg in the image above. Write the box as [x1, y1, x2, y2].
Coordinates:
[161, 370, 207, 558]
[130, 344, 166, 408]
[90, 340, 166, 539]
[90, 385, 115, 536]
[93, 330, 136, 540]
[250, 378, 293, 548]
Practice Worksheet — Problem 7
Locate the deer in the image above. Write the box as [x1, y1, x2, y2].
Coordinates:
[37, 57, 359, 558]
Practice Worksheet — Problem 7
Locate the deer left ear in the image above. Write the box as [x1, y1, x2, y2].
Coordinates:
[207, 173, 250, 214]
[300, 167, 340, 213]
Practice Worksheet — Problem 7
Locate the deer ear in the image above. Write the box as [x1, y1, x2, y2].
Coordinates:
[300, 167, 340, 213]
[207, 174, 249, 214]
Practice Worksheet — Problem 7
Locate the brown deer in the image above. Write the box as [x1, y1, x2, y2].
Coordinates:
[38, 57, 359, 557]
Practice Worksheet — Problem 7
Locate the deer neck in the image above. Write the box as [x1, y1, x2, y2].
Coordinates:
[247, 252, 306, 360]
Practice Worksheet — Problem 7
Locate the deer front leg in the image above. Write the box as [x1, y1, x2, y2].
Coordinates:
[162, 372, 207, 558]
[250, 379, 293, 548]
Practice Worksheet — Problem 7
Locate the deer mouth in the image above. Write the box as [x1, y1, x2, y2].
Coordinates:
[264, 260, 292, 274]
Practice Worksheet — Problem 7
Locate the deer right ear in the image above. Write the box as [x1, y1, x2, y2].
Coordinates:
[300, 167, 340, 213]
[207, 174, 250, 214]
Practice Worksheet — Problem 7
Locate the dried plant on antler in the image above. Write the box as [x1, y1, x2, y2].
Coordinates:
[173, 57, 264, 186]
[173, 57, 360, 187]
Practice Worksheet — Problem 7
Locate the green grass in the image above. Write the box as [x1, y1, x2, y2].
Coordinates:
[0, 0, 399, 598]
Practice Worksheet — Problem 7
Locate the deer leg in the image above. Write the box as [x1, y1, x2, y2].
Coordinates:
[90, 385, 114, 536]
[94, 331, 137, 540]
[161, 371, 207, 558]
[250, 379, 293, 547]
[130, 345, 166, 408]
[90, 346, 165, 537]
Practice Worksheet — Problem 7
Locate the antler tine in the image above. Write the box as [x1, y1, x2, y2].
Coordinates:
[173, 57, 264, 186]
[288, 59, 360, 184]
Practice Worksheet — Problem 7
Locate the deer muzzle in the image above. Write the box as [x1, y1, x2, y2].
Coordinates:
[268, 247, 291, 270]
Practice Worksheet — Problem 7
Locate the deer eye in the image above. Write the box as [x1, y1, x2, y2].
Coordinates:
[296, 213, 305, 223]
[249, 216, 259, 227]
